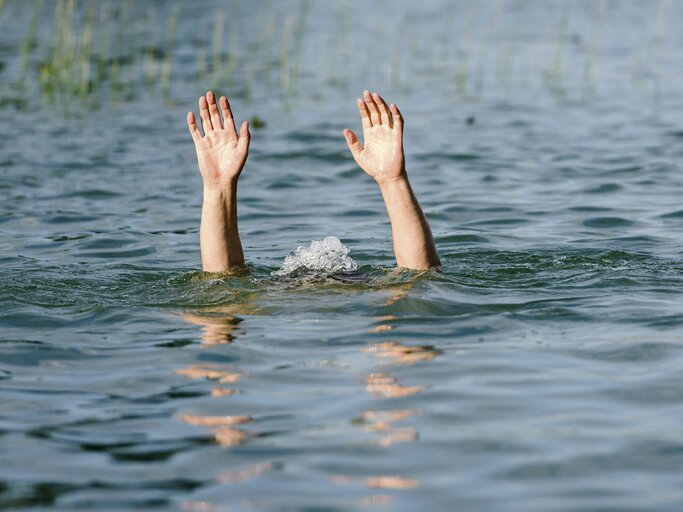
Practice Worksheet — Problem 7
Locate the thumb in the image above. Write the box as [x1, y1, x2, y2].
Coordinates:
[343, 129, 362, 161]
[238, 121, 250, 152]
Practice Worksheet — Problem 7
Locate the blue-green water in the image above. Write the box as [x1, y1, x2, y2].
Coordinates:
[2, 1, 683, 511]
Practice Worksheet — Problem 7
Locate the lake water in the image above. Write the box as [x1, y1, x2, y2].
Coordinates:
[1, 1, 683, 510]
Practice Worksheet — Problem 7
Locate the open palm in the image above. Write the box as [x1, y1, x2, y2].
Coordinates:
[187, 91, 250, 189]
[344, 91, 405, 184]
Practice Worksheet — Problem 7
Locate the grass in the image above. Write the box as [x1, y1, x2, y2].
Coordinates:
[0, 0, 674, 112]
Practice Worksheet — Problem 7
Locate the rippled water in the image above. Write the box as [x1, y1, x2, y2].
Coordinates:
[2, 1, 683, 511]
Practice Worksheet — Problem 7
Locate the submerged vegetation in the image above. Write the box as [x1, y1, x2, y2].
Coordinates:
[0, 0, 674, 112]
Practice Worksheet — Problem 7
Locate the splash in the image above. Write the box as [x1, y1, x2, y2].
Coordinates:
[273, 236, 358, 276]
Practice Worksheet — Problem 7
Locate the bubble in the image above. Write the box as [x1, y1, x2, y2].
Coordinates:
[273, 236, 358, 277]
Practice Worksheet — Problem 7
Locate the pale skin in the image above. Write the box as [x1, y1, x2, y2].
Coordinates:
[344, 91, 440, 270]
[188, 90, 439, 272]
[187, 91, 249, 272]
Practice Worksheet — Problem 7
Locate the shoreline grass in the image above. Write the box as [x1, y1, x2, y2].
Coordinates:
[0, 0, 674, 112]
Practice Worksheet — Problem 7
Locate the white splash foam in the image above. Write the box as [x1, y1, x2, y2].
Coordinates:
[273, 236, 358, 276]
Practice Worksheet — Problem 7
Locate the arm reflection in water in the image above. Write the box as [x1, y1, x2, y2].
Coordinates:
[328, 300, 441, 500]
[175, 351, 251, 447]
[179, 288, 261, 348]
[344, 91, 441, 270]
[330, 288, 443, 496]
[176, 296, 261, 447]
[181, 311, 242, 347]
[330, 326, 440, 494]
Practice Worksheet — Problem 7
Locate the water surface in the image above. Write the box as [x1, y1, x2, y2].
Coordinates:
[1, 1, 683, 511]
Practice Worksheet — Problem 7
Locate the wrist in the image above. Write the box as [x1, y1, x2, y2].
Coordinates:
[203, 180, 238, 197]
[377, 172, 410, 191]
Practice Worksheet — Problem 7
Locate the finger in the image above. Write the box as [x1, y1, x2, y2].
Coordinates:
[237, 121, 250, 153]
[373, 92, 392, 127]
[206, 91, 223, 130]
[363, 89, 381, 126]
[199, 95, 213, 132]
[220, 96, 238, 140]
[187, 112, 203, 143]
[390, 103, 403, 136]
[357, 98, 372, 132]
[343, 128, 363, 161]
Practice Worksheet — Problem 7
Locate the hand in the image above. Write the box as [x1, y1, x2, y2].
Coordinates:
[187, 91, 250, 189]
[343, 90, 405, 185]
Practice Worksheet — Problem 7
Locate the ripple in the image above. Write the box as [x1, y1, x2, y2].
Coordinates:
[660, 209, 683, 219]
[466, 218, 529, 226]
[582, 217, 633, 228]
[50, 189, 123, 199]
[3, 4, 683, 510]
[425, 152, 481, 161]
[498, 440, 683, 480]
[74, 247, 156, 258]
[437, 234, 490, 244]
[568, 206, 613, 212]
[601, 165, 642, 175]
[43, 214, 100, 224]
[567, 342, 681, 363]
[583, 183, 622, 193]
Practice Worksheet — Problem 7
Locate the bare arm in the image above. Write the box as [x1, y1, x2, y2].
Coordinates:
[343, 91, 440, 270]
[187, 91, 250, 272]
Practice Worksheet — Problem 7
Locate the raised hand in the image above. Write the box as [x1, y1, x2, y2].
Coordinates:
[343, 90, 405, 184]
[187, 91, 250, 189]
[187, 92, 248, 271]
[343, 91, 440, 270]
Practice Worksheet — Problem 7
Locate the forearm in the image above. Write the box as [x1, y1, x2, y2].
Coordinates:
[200, 185, 244, 272]
[379, 175, 440, 270]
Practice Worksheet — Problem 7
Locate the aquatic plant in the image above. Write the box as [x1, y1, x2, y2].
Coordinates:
[0, 0, 675, 112]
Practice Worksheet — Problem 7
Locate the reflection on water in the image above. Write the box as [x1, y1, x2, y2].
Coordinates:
[181, 312, 242, 346]
[176, 364, 242, 383]
[180, 501, 229, 512]
[360, 337, 433, 444]
[178, 413, 251, 427]
[3, 2, 683, 509]
[215, 461, 274, 484]
[365, 341, 442, 364]
[210, 427, 249, 448]
[383, 283, 412, 306]
[331, 473, 420, 490]
[368, 324, 394, 333]
[361, 408, 420, 447]
[177, 309, 251, 449]
[173, 285, 436, 508]
[365, 373, 423, 399]
[210, 387, 240, 397]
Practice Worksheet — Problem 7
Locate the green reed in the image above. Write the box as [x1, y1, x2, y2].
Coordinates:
[17, 0, 41, 89]
[582, 0, 606, 97]
[3, 0, 670, 112]
[143, 7, 159, 90]
[160, 2, 180, 101]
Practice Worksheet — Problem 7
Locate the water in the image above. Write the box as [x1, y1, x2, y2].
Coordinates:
[273, 237, 358, 276]
[2, 1, 683, 510]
